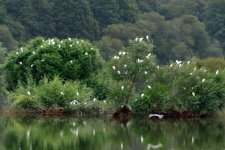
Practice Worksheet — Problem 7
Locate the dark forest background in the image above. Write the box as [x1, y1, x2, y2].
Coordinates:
[0, 0, 225, 63]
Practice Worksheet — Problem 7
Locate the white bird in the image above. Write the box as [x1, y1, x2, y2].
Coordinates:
[112, 66, 116, 70]
[192, 92, 195, 97]
[121, 86, 124, 90]
[202, 79, 205, 83]
[216, 70, 219, 75]
[70, 100, 80, 105]
[149, 114, 164, 119]
[27, 91, 31, 96]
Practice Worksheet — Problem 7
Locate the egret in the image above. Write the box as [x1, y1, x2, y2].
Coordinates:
[202, 79, 205, 83]
[149, 114, 164, 119]
[112, 66, 116, 70]
[216, 70, 219, 75]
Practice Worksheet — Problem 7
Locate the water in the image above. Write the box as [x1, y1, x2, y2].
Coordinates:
[0, 116, 225, 150]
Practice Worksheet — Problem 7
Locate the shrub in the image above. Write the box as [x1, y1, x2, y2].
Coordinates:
[131, 60, 225, 116]
[4, 37, 104, 91]
[10, 77, 94, 109]
[109, 37, 157, 105]
[196, 58, 225, 71]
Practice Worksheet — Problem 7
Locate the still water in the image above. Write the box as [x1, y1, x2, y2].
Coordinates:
[0, 115, 225, 150]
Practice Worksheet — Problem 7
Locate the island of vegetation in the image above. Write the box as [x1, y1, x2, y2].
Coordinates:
[0, 0, 225, 119]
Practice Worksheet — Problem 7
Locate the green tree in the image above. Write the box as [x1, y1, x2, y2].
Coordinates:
[110, 37, 156, 105]
[204, 0, 225, 50]
[4, 37, 104, 91]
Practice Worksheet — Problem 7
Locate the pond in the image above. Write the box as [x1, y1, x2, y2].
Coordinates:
[0, 115, 225, 150]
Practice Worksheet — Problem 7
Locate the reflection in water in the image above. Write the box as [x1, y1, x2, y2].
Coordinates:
[0, 116, 224, 150]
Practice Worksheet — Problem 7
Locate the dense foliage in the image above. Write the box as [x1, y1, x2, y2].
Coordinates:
[4, 37, 103, 91]
[131, 61, 225, 116]
[0, 0, 225, 63]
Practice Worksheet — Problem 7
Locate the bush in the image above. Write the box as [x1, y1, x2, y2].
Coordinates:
[10, 77, 94, 109]
[196, 58, 225, 71]
[131, 61, 225, 116]
[4, 37, 104, 91]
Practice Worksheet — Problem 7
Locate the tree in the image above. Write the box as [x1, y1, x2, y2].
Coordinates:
[204, 0, 225, 50]
[0, 25, 18, 50]
[4, 37, 104, 91]
[110, 37, 156, 105]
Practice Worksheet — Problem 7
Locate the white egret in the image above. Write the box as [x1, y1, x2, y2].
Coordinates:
[149, 114, 164, 119]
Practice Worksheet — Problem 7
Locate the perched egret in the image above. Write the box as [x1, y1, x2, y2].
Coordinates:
[112, 66, 116, 70]
[216, 70, 219, 75]
[202, 79, 205, 83]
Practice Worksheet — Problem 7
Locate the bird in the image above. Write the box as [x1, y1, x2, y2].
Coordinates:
[112, 66, 116, 70]
[149, 114, 164, 119]
[202, 79, 205, 83]
[216, 70, 219, 75]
